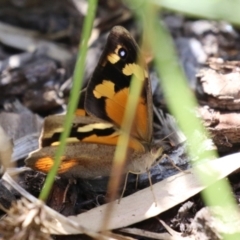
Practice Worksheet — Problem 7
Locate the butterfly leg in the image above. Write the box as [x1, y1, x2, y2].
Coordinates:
[119, 170, 158, 206]
[133, 170, 158, 206]
[118, 171, 142, 204]
[118, 172, 130, 204]
[163, 154, 189, 174]
[147, 170, 158, 206]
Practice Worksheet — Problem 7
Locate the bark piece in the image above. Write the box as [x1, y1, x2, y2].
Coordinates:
[197, 59, 240, 111]
[198, 106, 240, 151]
[0, 100, 43, 161]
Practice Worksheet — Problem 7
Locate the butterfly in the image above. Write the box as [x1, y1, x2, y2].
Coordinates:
[25, 26, 164, 180]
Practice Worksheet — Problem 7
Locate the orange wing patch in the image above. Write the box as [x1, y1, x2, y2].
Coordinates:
[92, 79, 149, 141]
[83, 134, 145, 152]
[93, 80, 115, 99]
[58, 159, 81, 174]
[30, 157, 54, 174]
[50, 132, 145, 152]
[75, 108, 87, 116]
[122, 63, 148, 80]
[32, 157, 80, 174]
[107, 44, 122, 64]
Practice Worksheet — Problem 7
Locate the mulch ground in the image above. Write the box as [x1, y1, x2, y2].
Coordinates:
[0, 1, 240, 239]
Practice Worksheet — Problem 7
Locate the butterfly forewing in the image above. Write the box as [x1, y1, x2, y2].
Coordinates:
[85, 26, 153, 144]
[40, 115, 145, 151]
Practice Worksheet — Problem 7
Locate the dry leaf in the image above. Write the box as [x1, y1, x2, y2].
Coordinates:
[3, 153, 240, 235]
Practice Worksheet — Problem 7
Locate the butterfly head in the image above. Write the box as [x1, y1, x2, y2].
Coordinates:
[148, 139, 172, 167]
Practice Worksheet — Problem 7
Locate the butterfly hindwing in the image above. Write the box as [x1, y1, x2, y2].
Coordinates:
[25, 113, 146, 176]
[85, 26, 153, 144]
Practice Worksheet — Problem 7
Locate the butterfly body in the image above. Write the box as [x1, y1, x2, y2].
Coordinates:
[25, 26, 164, 179]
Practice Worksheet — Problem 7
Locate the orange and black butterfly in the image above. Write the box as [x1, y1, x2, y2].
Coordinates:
[25, 26, 164, 178]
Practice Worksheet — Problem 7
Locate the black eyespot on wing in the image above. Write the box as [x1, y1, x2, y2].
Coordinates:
[118, 47, 128, 59]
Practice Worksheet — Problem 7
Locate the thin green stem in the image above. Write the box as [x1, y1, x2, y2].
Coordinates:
[39, 0, 98, 201]
[155, 0, 240, 26]
[127, 1, 240, 238]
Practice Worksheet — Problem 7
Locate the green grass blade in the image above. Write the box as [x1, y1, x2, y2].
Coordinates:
[39, 0, 98, 201]
[126, 0, 240, 238]
[156, 0, 240, 26]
